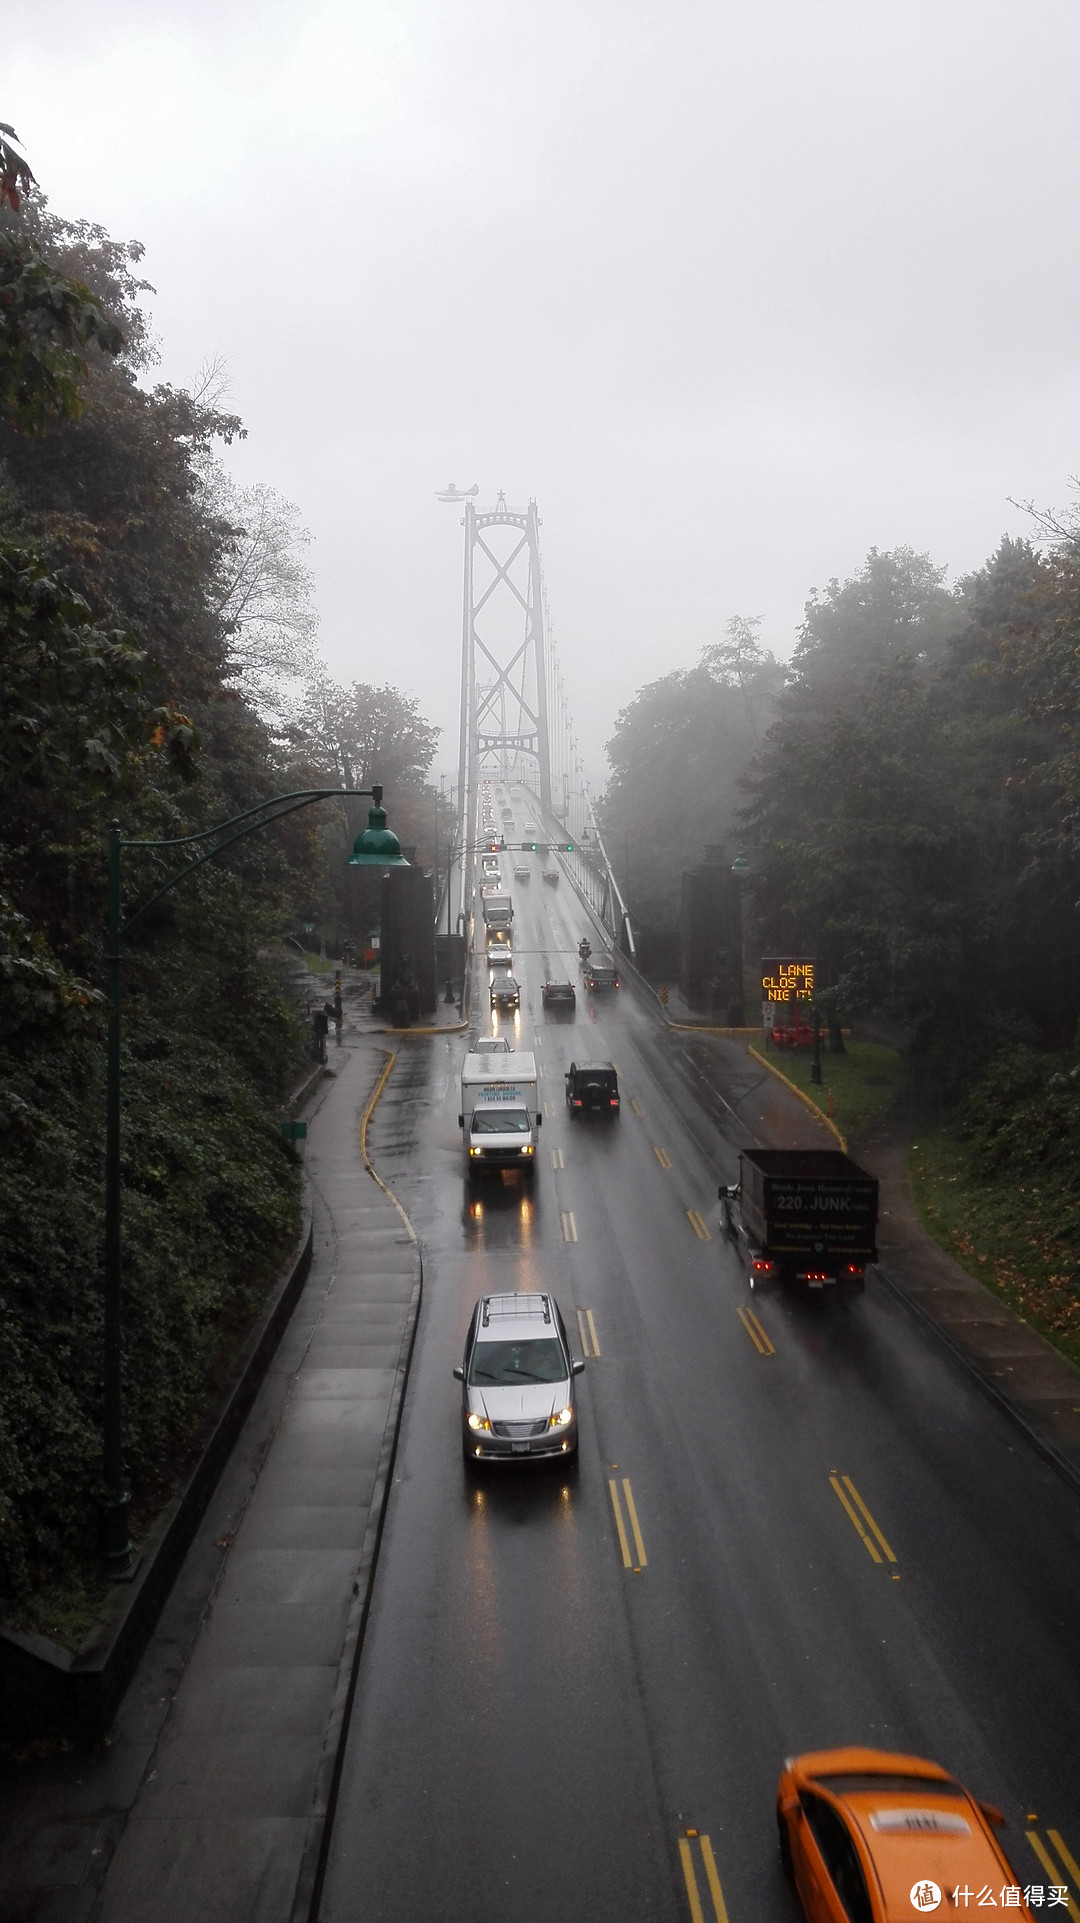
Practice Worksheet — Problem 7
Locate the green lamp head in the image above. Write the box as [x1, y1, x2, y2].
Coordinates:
[347, 786, 410, 868]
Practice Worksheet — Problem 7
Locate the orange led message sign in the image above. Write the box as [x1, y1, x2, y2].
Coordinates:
[761, 957, 815, 1003]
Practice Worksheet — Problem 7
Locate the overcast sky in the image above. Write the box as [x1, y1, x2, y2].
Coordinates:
[7, 0, 1080, 780]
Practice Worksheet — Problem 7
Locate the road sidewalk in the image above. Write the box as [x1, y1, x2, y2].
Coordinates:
[0, 1034, 421, 1923]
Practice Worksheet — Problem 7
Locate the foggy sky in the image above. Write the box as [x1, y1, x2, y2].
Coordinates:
[7, 0, 1080, 781]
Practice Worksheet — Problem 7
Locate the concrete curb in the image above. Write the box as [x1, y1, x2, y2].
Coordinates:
[747, 1043, 848, 1152]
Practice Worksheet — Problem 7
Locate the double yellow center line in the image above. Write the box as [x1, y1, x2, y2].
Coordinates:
[608, 1475, 647, 1570]
[576, 1307, 600, 1357]
[829, 1472, 897, 1568]
[1027, 1827, 1080, 1919]
[678, 1832, 730, 1923]
[737, 1304, 775, 1355]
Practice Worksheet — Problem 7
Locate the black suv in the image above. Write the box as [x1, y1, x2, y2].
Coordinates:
[565, 1060, 620, 1114]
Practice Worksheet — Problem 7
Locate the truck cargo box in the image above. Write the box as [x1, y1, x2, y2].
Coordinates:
[738, 1148, 878, 1264]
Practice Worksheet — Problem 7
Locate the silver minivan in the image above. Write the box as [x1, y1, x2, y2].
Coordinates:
[454, 1292, 584, 1464]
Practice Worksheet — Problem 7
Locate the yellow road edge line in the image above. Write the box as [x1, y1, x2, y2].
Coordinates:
[655, 1145, 672, 1169]
[622, 1478, 647, 1567]
[842, 1475, 897, 1563]
[1027, 1832, 1080, 1920]
[678, 1839, 706, 1923]
[687, 1208, 711, 1240]
[586, 1308, 600, 1356]
[630, 1096, 645, 1116]
[358, 1050, 418, 1241]
[608, 1479, 632, 1568]
[747, 1044, 848, 1153]
[1049, 1828, 1080, 1890]
[698, 1836, 732, 1923]
[829, 1474, 883, 1563]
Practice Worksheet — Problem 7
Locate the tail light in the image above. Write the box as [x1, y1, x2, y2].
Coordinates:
[572, 1098, 582, 1107]
[752, 1259, 775, 1273]
[610, 1098, 618, 1106]
[845, 1264, 864, 1277]
[804, 1271, 829, 1281]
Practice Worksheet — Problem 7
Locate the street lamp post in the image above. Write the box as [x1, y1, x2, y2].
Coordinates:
[100, 785, 406, 1576]
[730, 854, 750, 1026]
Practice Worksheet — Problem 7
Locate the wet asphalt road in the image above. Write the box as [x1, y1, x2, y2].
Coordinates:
[318, 842, 1080, 1923]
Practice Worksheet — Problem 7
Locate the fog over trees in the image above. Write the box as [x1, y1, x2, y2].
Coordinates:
[603, 536, 1080, 1087]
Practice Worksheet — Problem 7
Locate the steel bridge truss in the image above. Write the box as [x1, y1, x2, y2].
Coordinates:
[457, 496, 552, 866]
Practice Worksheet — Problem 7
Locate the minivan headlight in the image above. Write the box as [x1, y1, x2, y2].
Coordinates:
[467, 1412, 491, 1432]
[549, 1407, 573, 1428]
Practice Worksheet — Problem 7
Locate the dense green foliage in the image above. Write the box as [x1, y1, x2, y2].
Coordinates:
[910, 1055, 1080, 1367]
[0, 180, 438, 1614]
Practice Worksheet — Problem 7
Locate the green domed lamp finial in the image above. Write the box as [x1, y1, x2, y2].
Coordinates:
[347, 784, 410, 867]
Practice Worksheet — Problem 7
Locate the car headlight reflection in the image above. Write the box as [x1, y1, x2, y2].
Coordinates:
[549, 1406, 574, 1429]
[467, 1411, 491, 1432]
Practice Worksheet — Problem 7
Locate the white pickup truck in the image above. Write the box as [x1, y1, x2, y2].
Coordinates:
[458, 1050, 541, 1175]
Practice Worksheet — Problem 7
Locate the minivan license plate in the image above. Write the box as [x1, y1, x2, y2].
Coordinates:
[512, 1441, 529, 1454]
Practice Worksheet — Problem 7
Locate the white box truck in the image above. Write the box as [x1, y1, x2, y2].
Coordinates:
[458, 1050, 541, 1174]
[482, 892, 513, 943]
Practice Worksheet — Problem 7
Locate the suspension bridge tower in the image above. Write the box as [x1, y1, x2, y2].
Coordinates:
[455, 494, 553, 876]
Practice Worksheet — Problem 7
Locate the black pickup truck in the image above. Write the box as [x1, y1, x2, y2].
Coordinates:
[720, 1148, 878, 1292]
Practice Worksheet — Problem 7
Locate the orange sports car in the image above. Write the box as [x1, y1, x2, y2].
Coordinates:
[776, 1747, 1035, 1921]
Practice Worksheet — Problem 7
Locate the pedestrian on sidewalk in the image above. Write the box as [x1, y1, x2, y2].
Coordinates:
[333, 975, 344, 1045]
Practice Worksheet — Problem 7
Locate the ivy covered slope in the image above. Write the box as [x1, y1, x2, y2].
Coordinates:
[0, 187, 311, 1612]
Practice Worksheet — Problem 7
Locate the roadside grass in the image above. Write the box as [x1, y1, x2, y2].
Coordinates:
[909, 1124, 1080, 1374]
[757, 1037, 907, 1143]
